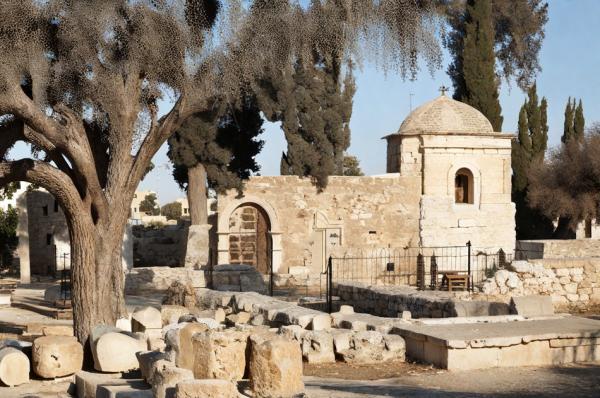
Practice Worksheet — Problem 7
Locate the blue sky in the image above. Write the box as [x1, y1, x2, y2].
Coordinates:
[11, 1, 600, 204]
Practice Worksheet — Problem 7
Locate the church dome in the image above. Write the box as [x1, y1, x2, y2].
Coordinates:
[397, 94, 494, 135]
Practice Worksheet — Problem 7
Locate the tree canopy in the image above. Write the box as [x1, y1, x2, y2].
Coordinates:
[0, 0, 446, 344]
[511, 82, 553, 239]
[444, 0, 548, 91]
[529, 125, 600, 228]
[161, 201, 182, 221]
[139, 193, 160, 216]
[342, 155, 364, 176]
[168, 93, 264, 193]
[447, 0, 503, 131]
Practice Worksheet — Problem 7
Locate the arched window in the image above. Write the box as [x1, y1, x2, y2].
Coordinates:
[455, 168, 474, 204]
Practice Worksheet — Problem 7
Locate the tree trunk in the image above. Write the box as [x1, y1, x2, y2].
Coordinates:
[187, 164, 208, 225]
[68, 213, 128, 354]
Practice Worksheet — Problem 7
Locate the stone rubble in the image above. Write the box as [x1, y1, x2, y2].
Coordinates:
[31, 335, 83, 379]
[249, 333, 304, 398]
[0, 347, 30, 386]
[480, 260, 600, 309]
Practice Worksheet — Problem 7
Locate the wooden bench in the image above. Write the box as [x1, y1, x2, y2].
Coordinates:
[439, 271, 469, 291]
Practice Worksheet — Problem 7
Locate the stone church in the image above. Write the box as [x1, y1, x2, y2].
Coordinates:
[216, 93, 516, 278]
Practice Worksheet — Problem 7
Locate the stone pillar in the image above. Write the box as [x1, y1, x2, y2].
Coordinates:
[16, 192, 30, 284]
[217, 232, 230, 265]
[122, 223, 134, 271]
[270, 232, 283, 273]
[184, 224, 211, 269]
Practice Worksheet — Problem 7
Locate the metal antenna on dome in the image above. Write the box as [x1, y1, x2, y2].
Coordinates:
[409, 92, 414, 111]
[439, 85, 449, 96]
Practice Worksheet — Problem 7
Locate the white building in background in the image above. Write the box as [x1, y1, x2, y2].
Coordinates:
[175, 197, 190, 218]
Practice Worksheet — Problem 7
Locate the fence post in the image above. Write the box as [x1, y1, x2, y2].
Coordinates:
[466, 241, 472, 292]
[498, 248, 506, 269]
[327, 256, 333, 314]
[416, 253, 425, 291]
[430, 253, 438, 290]
[269, 253, 274, 297]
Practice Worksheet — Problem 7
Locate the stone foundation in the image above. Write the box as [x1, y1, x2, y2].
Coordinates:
[334, 282, 509, 318]
[125, 267, 208, 295]
[480, 259, 600, 310]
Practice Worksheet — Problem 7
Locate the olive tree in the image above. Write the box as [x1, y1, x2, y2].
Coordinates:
[0, 0, 443, 346]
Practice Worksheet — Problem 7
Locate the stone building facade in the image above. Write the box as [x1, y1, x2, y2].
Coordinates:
[217, 94, 517, 277]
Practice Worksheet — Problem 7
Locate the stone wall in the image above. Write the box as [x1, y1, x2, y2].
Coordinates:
[26, 190, 70, 275]
[217, 175, 422, 275]
[417, 134, 515, 252]
[516, 239, 600, 259]
[132, 224, 188, 267]
[334, 282, 509, 318]
[480, 259, 600, 309]
[125, 266, 208, 295]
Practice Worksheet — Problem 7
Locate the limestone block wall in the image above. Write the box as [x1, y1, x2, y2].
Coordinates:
[480, 259, 600, 309]
[418, 134, 515, 252]
[516, 240, 600, 259]
[334, 282, 509, 318]
[132, 224, 187, 267]
[125, 266, 208, 294]
[26, 190, 70, 275]
[217, 175, 422, 275]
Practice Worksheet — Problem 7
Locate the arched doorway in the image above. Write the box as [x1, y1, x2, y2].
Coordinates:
[228, 203, 272, 274]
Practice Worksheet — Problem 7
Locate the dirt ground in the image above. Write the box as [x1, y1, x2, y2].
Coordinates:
[305, 362, 600, 397]
[304, 360, 440, 380]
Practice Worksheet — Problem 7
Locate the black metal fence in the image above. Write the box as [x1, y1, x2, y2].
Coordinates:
[325, 242, 513, 298]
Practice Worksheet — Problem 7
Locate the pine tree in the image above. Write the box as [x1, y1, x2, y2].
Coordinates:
[168, 93, 264, 224]
[454, 0, 503, 131]
[574, 99, 585, 141]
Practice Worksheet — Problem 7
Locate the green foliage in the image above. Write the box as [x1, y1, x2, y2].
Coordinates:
[574, 99, 585, 142]
[0, 182, 20, 201]
[529, 130, 600, 229]
[561, 97, 585, 144]
[259, 55, 355, 187]
[450, 0, 503, 131]
[342, 155, 364, 176]
[511, 83, 553, 239]
[161, 201, 182, 221]
[0, 207, 18, 267]
[139, 193, 160, 216]
[168, 93, 264, 194]
[445, 0, 548, 91]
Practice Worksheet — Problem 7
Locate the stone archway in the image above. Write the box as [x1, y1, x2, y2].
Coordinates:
[218, 197, 282, 273]
[227, 203, 271, 274]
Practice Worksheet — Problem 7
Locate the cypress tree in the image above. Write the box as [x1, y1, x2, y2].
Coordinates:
[574, 99, 585, 141]
[539, 97, 549, 157]
[512, 105, 531, 192]
[512, 84, 553, 239]
[455, 0, 503, 131]
[258, 54, 355, 187]
[562, 98, 575, 143]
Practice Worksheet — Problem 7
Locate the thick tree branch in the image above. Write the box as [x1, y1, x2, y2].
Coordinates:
[2, 86, 109, 224]
[129, 94, 194, 189]
[0, 159, 87, 222]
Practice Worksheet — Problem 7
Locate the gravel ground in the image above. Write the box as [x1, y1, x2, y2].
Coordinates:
[304, 363, 600, 397]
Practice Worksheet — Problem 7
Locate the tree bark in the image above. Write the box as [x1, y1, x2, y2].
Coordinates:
[68, 207, 128, 351]
[187, 163, 208, 225]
